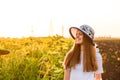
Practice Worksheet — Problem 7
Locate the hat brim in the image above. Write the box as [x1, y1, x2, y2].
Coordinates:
[69, 27, 95, 45]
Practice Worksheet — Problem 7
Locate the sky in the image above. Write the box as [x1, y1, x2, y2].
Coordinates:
[0, 0, 120, 38]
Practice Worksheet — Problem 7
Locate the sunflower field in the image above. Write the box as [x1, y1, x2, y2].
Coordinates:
[0, 35, 120, 80]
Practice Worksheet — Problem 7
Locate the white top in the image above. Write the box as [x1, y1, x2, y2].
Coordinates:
[70, 48, 103, 80]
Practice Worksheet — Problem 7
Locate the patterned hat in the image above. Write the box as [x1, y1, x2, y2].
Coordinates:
[69, 24, 95, 45]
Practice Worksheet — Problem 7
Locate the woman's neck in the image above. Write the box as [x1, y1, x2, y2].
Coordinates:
[81, 45, 83, 51]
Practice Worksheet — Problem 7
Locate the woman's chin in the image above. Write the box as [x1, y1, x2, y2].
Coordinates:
[75, 42, 82, 45]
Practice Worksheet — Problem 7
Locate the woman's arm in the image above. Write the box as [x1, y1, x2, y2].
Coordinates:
[95, 73, 102, 80]
[64, 69, 70, 80]
[95, 47, 103, 80]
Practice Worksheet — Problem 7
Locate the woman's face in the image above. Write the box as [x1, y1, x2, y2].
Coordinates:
[75, 30, 83, 44]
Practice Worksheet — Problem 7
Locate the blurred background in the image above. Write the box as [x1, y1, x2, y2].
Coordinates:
[0, 0, 120, 38]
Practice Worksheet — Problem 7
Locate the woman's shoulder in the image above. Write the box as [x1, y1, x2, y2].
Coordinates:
[95, 43, 102, 60]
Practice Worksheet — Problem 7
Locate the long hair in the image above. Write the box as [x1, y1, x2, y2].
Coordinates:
[63, 33, 98, 72]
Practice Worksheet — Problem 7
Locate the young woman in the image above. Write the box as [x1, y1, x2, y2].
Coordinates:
[63, 25, 103, 80]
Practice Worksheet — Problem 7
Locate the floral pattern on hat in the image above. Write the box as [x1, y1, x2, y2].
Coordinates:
[80, 24, 94, 39]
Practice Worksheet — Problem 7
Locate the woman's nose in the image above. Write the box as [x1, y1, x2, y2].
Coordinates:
[76, 35, 79, 38]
